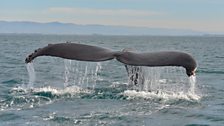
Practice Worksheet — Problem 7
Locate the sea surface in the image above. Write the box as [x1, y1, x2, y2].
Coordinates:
[0, 34, 224, 126]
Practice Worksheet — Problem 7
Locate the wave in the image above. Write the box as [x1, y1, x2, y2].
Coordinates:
[10, 85, 93, 99]
[197, 69, 224, 75]
[0, 86, 93, 111]
[0, 82, 202, 112]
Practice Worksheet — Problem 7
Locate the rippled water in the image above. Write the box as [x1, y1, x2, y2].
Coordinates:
[0, 34, 224, 126]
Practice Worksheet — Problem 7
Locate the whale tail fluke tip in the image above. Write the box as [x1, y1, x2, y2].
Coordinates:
[25, 54, 33, 63]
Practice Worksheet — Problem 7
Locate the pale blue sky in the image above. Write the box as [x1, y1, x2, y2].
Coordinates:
[1, 0, 224, 33]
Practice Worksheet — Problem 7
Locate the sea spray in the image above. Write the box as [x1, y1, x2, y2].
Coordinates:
[64, 59, 72, 87]
[63, 60, 102, 89]
[188, 75, 196, 94]
[26, 63, 36, 88]
[143, 67, 189, 93]
[124, 66, 201, 101]
[185, 75, 200, 100]
[93, 62, 102, 88]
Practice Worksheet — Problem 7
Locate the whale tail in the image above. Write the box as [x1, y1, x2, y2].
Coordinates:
[25, 42, 197, 77]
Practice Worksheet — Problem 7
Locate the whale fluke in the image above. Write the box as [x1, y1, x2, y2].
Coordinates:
[25, 43, 197, 76]
[25, 43, 116, 63]
[115, 51, 197, 76]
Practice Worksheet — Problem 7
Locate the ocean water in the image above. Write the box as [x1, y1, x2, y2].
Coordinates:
[0, 34, 224, 126]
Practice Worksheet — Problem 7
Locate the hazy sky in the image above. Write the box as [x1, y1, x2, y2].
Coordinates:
[1, 0, 223, 33]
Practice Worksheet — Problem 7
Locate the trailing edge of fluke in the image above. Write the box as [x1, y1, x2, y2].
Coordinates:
[25, 42, 197, 76]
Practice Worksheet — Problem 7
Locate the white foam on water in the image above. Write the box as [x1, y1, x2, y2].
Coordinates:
[123, 89, 201, 101]
[6, 85, 93, 111]
[32, 85, 93, 96]
[11, 85, 93, 96]
[26, 63, 36, 88]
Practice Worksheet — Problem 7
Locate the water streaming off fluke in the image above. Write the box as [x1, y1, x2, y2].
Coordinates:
[124, 66, 200, 101]
[62, 60, 102, 89]
[26, 63, 36, 88]
[188, 75, 197, 94]
[25, 60, 200, 101]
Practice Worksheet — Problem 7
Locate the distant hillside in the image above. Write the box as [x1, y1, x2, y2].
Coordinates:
[0, 21, 205, 36]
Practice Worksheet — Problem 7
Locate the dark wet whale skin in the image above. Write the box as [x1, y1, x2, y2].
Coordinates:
[25, 43, 197, 77]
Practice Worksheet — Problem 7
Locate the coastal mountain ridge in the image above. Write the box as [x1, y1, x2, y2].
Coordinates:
[0, 20, 206, 36]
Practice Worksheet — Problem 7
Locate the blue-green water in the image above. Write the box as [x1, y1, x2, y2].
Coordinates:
[0, 34, 224, 126]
